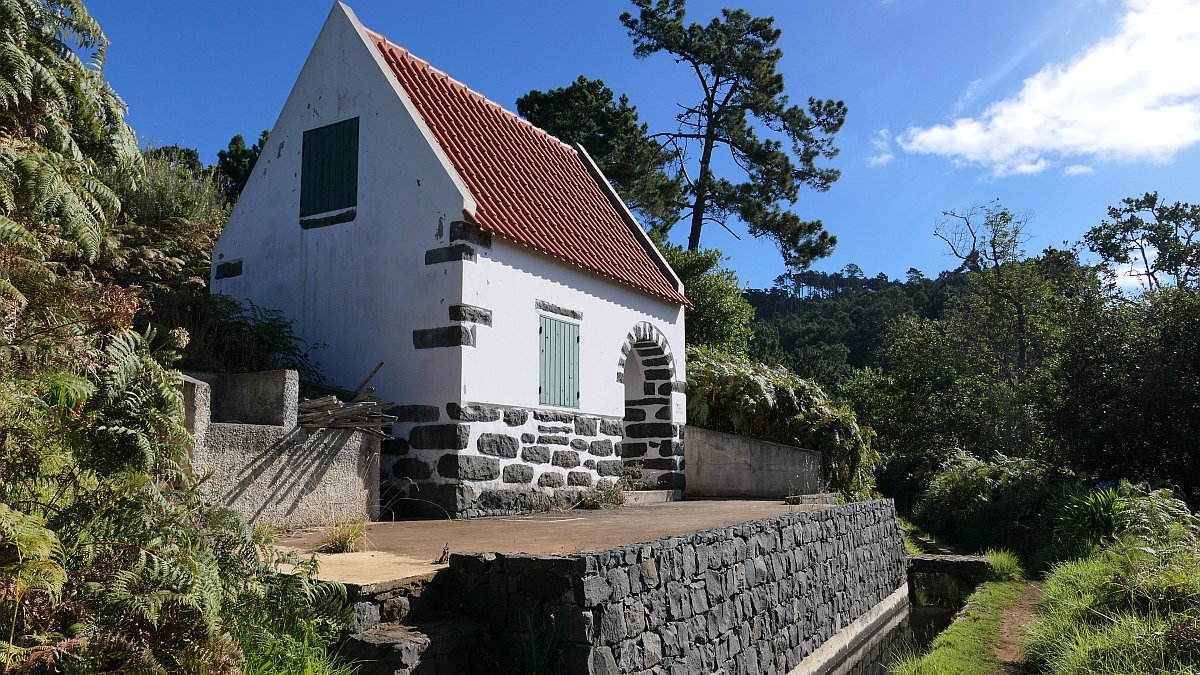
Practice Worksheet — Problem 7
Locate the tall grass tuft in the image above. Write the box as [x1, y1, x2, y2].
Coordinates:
[984, 549, 1024, 582]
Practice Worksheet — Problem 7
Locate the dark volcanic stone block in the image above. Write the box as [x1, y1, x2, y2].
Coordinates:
[655, 406, 672, 420]
[625, 397, 669, 407]
[568, 471, 594, 487]
[387, 405, 440, 423]
[623, 423, 675, 439]
[574, 416, 598, 436]
[381, 438, 409, 455]
[538, 435, 569, 446]
[599, 419, 623, 436]
[448, 402, 501, 422]
[424, 243, 476, 264]
[570, 439, 589, 452]
[659, 440, 683, 456]
[449, 220, 492, 248]
[477, 433, 519, 458]
[644, 369, 671, 381]
[522, 446, 551, 464]
[503, 463, 534, 484]
[596, 460, 623, 477]
[624, 408, 647, 421]
[412, 326, 472, 349]
[534, 410, 575, 423]
[620, 442, 648, 458]
[448, 303, 493, 326]
[538, 472, 565, 488]
[589, 439, 614, 457]
[438, 454, 499, 481]
[391, 457, 432, 480]
[552, 450, 581, 468]
[641, 458, 679, 471]
[534, 300, 583, 320]
[410, 424, 470, 450]
[505, 409, 530, 426]
[215, 259, 242, 279]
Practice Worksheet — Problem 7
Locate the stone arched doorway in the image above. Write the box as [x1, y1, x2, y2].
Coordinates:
[616, 322, 683, 490]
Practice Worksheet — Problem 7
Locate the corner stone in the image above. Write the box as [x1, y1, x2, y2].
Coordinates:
[409, 424, 470, 450]
[437, 454, 499, 481]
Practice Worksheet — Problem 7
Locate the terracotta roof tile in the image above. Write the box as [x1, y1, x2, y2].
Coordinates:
[367, 31, 689, 307]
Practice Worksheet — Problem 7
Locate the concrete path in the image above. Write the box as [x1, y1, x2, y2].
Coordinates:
[279, 499, 828, 585]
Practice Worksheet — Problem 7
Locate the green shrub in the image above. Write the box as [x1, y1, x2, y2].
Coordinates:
[686, 346, 877, 499]
[1023, 495, 1200, 675]
[911, 454, 1069, 564]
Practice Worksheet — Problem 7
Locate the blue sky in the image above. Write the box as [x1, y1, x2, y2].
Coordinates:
[90, 0, 1200, 290]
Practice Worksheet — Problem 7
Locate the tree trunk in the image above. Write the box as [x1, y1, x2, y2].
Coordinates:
[687, 102, 719, 251]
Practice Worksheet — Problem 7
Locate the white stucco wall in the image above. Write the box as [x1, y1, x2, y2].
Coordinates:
[211, 3, 687, 424]
[210, 4, 472, 406]
[462, 238, 686, 421]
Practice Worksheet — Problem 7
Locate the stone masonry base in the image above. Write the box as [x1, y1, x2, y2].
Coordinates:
[380, 403, 685, 518]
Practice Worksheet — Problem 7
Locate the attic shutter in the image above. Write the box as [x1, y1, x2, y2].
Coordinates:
[539, 315, 579, 408]
[300, 117, 359, 217]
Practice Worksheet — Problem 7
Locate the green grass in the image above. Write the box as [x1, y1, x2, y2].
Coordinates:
[890, 581, 1025, 675]
[984, 549, 1025, 581]
[316, 520, 366, 554]
[238, 626, 359, 675]
[1021, 537, 1200, 675]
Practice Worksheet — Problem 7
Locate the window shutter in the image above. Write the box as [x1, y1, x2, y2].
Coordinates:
[300, 117, 359, 217]
[539, 315, 579, 408]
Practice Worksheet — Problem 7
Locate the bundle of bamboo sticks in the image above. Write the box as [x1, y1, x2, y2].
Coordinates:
[297, 393, 396, 439]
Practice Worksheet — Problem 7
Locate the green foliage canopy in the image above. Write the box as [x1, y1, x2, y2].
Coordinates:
[621, 0, 847, 269]
[659, 244, 754, 354]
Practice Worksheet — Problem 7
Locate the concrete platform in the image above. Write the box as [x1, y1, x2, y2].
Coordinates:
[279, 499, 829, 586]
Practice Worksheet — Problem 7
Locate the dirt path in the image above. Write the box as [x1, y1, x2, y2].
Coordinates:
[993, 581, 1044, 674]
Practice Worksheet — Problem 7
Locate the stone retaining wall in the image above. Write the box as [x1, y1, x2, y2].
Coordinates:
[382, 403, 685, 518]
[438, 499, 907, 673]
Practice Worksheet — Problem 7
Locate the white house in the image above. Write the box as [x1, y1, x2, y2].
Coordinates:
[210, 3, 689, 518]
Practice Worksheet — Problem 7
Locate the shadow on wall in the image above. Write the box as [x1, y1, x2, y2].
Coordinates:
[181, 370, 380, 529]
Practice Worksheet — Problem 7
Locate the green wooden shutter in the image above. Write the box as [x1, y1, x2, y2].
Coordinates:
[539, 315, 579, 408]
[300, 117, 359, 217]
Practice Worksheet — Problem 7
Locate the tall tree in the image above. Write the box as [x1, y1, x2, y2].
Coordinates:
[215, 129, 269, 204]
[1085, 191, 1200, 291]
[621, 0, 847, 268]
[518, 76, 683, 234]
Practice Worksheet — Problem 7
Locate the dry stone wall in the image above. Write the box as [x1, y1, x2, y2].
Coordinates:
[443, 499, 906, 674]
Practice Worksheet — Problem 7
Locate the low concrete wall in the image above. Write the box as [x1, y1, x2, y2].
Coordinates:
[684, 425, 823, 499]
[182, 372, 379, 529]
[436, 499, 907, 674]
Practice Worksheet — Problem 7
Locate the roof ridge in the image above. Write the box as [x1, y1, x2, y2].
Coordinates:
[366, 30, 575, 154]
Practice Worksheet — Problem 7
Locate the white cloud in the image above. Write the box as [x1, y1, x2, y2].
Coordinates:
[867, 128, 894, 166]
[952, 79, 983, 115]
[900, 0, 1200, 176]
[1064, 164, 1095, 175]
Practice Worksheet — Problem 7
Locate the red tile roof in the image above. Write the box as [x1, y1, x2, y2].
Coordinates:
[367, 31, 689, 307]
